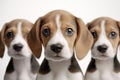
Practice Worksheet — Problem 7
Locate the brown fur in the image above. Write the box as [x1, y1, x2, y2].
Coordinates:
[88, 17, 120, 50]
[27, 10, 93, 60]
[87, 17, 120, 73]
[0, 32, 5, 57]
[0, 19, 33, 57]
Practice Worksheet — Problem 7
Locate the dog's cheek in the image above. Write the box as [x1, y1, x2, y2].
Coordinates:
[41, 37, 49, 47]
[91, 47, 98, 57]
[60, 44, 73, 59]
[107, 44, 116, 58]
[107, 37, 119, 57]
[109, 37, 119, 51]
[22, 44, 32, 57]
[5, 38, 13, 48]
[64, 35, 76, 54]
[8, 46, 14, 57]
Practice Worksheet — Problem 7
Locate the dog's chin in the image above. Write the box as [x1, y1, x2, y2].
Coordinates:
[46, 56, 69, 62]
[45, 50, 72, 62]
[10, 55, 25, 59]
[92, 53, 114, 60]
[8, 51, 31, 60]
[93, 56, 111, 60]
[92, 49, 116, 60]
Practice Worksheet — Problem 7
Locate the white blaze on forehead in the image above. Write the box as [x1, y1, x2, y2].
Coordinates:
[17, 22, 22, 36]
[15, 22, 24, 41]
[10, 22, 25, 46]
[56, 14, 61, 29]
[93, 20, 109, 49]
[101, 20, 106, 34]
[50, 14, 64, 43]
[53, 14, 64, 43]
[100, 20, 106, 39]
[96, 20, 108, 45]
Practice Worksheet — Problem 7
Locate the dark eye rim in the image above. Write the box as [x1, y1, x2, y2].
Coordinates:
[91, 31, 97, 38]
[6, 32, 14, 39]
[42, 28, 50, 37]
[66, 28, 74, 36]
[109, 31, 117, 39]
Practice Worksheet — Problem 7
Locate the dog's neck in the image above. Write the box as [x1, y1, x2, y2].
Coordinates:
[49, 58, 71, 73]
[96, 58, 114, 72]
[87, 55, 120, 73]
[6, 55, 39, 74]
[39, 54, 81, 74]
[13, 56, 31, 72]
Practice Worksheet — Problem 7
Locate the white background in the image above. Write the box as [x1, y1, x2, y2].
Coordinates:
[0, 0, 120, 80]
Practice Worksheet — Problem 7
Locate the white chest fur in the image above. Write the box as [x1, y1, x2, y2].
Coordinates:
[4, 58, 37, 80]
[36, 59, 83, 80]
[86, 70, 120, 80]
[85, 59, 120, 80]
[37, 71, 83, 80]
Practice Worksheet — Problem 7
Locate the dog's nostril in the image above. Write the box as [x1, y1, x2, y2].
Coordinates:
[13, 43, 23, 52]
[97, 45, 108, 53]
[50, 44, 63, 53]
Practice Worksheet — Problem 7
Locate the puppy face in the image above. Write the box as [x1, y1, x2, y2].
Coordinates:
[41, 14, 77, 61]
[27, 10, 93, 61]
[88, 17, 120, 60]
[1, 19, 33, 59]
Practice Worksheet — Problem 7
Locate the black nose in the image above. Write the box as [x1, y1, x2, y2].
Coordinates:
[97, 45, 108, 53]
[13, 43, 23, 52]
[50, 44, 63, 53]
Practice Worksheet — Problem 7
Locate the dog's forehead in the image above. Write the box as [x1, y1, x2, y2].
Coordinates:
[42, 10, 75, 24]
[89, 17, 118, 30]
[6, 19, 32, 33]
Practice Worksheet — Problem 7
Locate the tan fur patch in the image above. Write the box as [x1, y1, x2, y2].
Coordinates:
[88, 17, 120, 49]
[28, 10, 93, 59]
[1, 19, 33, 48]
[40, 11, 77, 55]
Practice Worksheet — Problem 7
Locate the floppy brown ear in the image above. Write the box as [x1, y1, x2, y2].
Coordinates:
[0, 32, 5, 58]
[27, 18, 42, 58]
[75, 18, 93, 60]
[117, 21, 120, 44]
[0, 24, 7, 58]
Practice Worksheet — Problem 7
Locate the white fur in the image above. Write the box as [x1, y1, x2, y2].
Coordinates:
[37, 14, 83, 80]
[36, 60, 83, 80]
[4, 58, 36, 80]
[85, 20, 120, 80]
[92, 20, 115, 60]
[8, 22, 32, 59]
[4, 22, 37, 80]
[86, 59, 120, 80]
[45, 14, 72, 61]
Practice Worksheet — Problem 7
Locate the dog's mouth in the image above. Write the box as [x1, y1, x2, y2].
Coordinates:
[54, 55, 64, 58]
[101, 54, 108, 57]
[93, 54, 110, 60]
[15, 53, 23, 56]
[99, 52, 109, 57]
[46, 54, 69, 62]
[13, 51, 25, 57]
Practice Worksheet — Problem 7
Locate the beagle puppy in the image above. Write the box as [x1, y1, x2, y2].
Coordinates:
[0, 19, 39, 80]
[27, 10, 93, 80]
[85, 17, 120, 80]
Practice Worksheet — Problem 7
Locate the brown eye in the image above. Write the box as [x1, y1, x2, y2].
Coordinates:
[6, 32, 14, 39]
[42, 28, 50, 37]
[91, 31, 97, 38]
[66, 28, 73, 36]
[109, 31, 117, 39]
